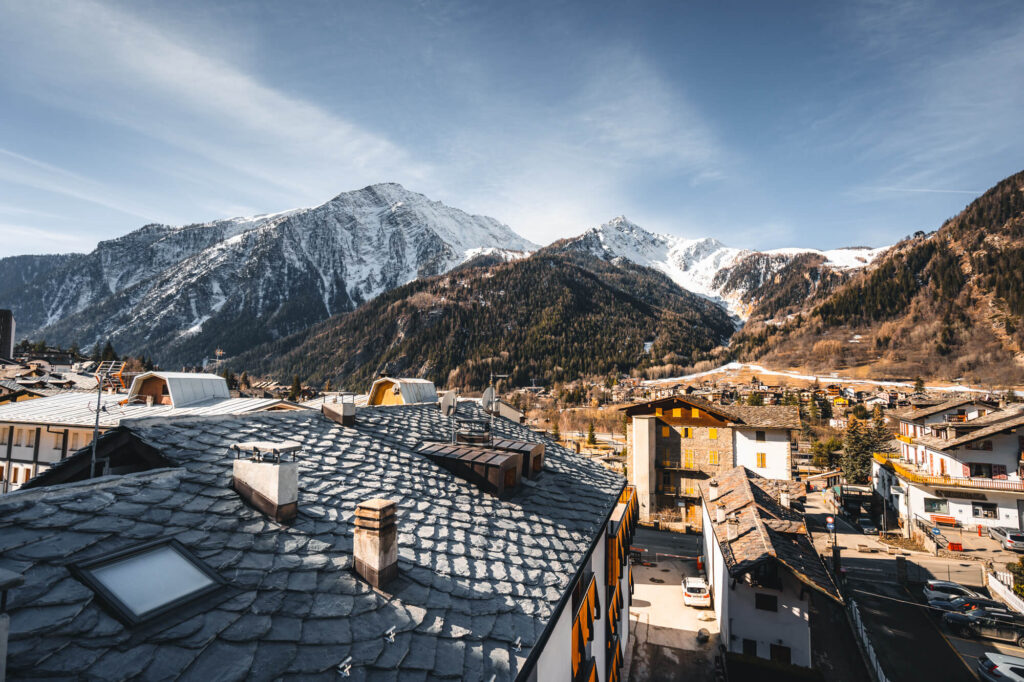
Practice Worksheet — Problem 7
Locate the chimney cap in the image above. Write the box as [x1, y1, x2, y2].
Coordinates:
[231, 440, 302, 461]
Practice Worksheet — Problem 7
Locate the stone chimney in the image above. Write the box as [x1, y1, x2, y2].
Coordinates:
[322, 400, 355, 427]
[708, 479, 719, 501]
[231, 441, 300, 523]
[716, 505, 726, 524]
[726, 514, 739, 541]
[354, 499, 398, 588]
[780, 489, 791, 510]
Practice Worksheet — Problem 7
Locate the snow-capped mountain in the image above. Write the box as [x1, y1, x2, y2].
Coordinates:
[552, 216, 887, 319]
[0, 183, 535, 364]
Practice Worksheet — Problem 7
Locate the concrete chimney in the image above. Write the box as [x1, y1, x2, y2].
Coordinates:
[231, 441, 300, 523]
[726, 514, 739, 541]
[708, 479, 719, 501]
[354, 499, 398, 588]
[322, 400, 355, 427]
[716, 505, 726, 524]
[780, 490, 791, 510]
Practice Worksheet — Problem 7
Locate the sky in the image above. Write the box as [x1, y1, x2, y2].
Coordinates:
[1, 0, 1022, 256]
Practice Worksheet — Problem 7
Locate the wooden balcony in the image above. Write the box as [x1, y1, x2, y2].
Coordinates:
[874, 453, 1024, 493]
[896, 434, 914, 444]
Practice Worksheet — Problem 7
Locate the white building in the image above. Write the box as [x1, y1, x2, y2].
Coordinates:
[872, 398, 1024, 532]
[699, 467, 842, 668]
[0, 371, 305, 493]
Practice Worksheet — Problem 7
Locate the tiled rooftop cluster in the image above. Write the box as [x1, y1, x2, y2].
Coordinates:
[700, 467, 839, 600]
[0, 404, 624, 680]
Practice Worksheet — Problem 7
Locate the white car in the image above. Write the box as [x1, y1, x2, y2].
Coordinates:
[978, 652, 1024, 681]
[683, 576, 711, 608]
[922, 579, 980, 602]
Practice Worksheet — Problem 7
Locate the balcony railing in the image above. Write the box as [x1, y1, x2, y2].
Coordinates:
[945, 414, 968, 423]
[896, 434, 914, 444]
[874, 453, 1024, 493]
[657, 459, 700, 471]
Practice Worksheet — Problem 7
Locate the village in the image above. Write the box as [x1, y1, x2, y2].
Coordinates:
[4, 307, 1024, 681]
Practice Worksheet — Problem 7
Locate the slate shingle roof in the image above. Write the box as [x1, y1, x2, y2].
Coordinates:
[892, 397, 979, 421]
[0, 405, 624, 681]
[699, 467, 840, 601]
[622, 395, 800, 429]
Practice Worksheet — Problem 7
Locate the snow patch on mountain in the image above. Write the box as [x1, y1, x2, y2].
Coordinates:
[563, 216, 887, 319]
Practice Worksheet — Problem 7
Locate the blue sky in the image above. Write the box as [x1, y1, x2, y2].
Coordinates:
[1, 0, 1022, 256]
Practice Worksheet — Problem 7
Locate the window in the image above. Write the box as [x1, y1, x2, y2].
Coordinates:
[969, 463, 992, 478]
[683, 427, 692, 438]
[770, 644, 791, 664]
[52, 434, 63, 450]
[71, 539, 222, 625]
[709, 428, 718, 440]
[755, 430, 766, 442]
[0, 428, 6, 445]
[14, 429, 22, 447]
[672, 408, 681, 418]
[756, 452, 767, 468]
[662, 426, 670, 438]
[709, 450, 719, 465]
[924, 498, 949, 514]
[755, 593, 778, 611]
[26, 430, 35, 448]
[972, 502, 998, 519]
[742, 639, 757, 656]
[71, 433, 80, 450]
[967, 440, 993, 451]
[691, 408, 699, 418]
[655, 408, 663, 417]
[684, 450, 694, 468]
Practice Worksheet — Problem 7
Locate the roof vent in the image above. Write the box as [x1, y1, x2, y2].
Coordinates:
[726, 513, 740, 541]
[354, 499, 398, 588]
[322, 393, 357, 426]
[716, 505, 726, 524]
[708, 479, 719, 501]
[490, 438, 545, 479]
[230, 441, 300, 523]
[417, 442, 522, 496]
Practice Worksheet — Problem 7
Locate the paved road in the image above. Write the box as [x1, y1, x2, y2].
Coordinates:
[632, 526, 702, 559]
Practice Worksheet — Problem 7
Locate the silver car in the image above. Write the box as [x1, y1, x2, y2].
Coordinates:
[978, 652, 1024, 681]
[989, 527, 1024, 552]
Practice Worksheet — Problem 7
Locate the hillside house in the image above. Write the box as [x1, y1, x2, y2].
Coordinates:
[623, 396, 800, 526]
[700, 468, 841, 668]
[871, 398, 1024, 533]
[0, 403, 637, 680]
[0, 372, 304, 493]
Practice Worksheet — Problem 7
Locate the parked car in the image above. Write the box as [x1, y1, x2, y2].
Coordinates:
[682, 577, 711, 608]
[989, 527, 1024, 552]
[978, 652, 1024, 682]
[928, 595, 1010, 614]
[943, 610, 1024, 647]
[858, 517, 878, 535]
[923, 579, 981, 602]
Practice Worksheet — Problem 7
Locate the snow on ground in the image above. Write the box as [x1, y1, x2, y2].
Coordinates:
[643, 361, 997, 394]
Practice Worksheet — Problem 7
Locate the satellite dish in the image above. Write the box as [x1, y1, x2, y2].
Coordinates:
[440, 391, 457, 417]
[481, 386, 496, 413]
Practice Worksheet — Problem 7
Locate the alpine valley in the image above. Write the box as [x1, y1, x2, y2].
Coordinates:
[1, 181, 899, 385]
[9, 174, 1022, 387]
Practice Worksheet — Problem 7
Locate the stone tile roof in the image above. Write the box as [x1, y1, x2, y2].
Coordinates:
[622, 395, 800, 429]
[699, 467, 840, 602]
[892, 397, 980, 421]
[0, 404, 623, 681]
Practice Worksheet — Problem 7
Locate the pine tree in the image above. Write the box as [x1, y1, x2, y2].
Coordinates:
[869, 406, 893, 453]
[551, 422, 561, 442]
[841, 417, 872, 483]
[587, 422, 596, 445]
[101, 341, 117, 362]
[747, 392, 764, 406]
[90, 342, 101, 362]
[239, 371, 249, 389]
[808, 399, 820, 425]
[288, 374, 302, 401]
[914, 376, 926, 394]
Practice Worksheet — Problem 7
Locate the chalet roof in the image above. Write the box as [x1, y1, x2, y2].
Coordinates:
[0, 391, 305, 428]
[126, 371, 230, 408]
[917, 409, 1024, 452]
[621, 395, 800, 429]
[892, 397, 981, 421]
[0, 404, 622, 680]
[369, 377, 439, 405]
[699, 467, 840, 602]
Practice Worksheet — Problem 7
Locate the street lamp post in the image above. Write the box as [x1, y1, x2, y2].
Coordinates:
[873, 473, 887, 539]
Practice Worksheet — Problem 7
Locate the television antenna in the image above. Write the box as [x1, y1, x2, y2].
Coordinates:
[90, 361, 126, 479]
[440, 390, 458, 443]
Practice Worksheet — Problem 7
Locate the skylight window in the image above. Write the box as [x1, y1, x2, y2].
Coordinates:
[73, 539, 221, 625]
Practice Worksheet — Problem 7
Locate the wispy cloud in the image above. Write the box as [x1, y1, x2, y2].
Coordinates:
[0, 149, 153, 220]
[2, 1, 431, 210]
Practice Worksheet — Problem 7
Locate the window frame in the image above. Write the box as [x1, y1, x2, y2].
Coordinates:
[755, 592, 779, 612]
[755, 430, 766, 442]
[756, 452, 767, 468]
[70, 538, 223, 626]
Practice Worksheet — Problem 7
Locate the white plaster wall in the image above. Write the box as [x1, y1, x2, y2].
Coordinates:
[535, 598, 573, 681]
[904, 483, 1024, 529]
[727, 570, 812, 667]
[702, 502, 729, 644]
[631, 417, 657, 519]
[590, 527, 608, 679]
[733, 428, 791, 480]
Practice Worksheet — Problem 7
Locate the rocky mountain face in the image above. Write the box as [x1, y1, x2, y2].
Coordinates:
[0, 253, 80, 305]
[231, 252, 736, 390]
[544, 216, 886, 320]
[0, 184, 534, 366]
[730, 169, 1024, 385]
